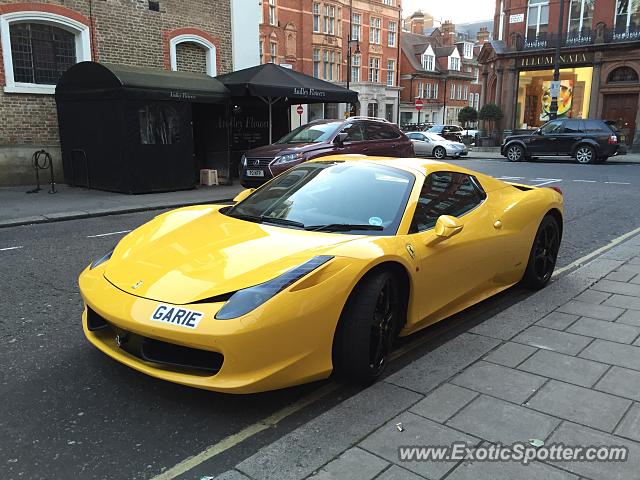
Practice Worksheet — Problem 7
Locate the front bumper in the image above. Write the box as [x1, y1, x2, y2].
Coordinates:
[79, 262, 354, 393]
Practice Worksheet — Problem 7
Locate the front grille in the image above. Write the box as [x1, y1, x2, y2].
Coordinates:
[245, 157, 273, 168]
[87, 307, 223, 375]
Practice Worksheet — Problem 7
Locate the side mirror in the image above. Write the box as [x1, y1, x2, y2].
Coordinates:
[536, 129, 543, 135]
[334, 132, 349, 145]
[233, 188, 255, 203]
[434, 215, 464, 239]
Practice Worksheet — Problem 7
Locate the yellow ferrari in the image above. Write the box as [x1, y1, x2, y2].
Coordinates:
[79, 156, 563, 394]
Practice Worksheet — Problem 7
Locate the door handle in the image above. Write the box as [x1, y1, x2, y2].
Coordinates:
[548, 138, 557, 141]
[493, 220, 503, 229]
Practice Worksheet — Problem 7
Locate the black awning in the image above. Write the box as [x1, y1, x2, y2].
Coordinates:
[216, 63, 358, 104]
[56, 62, 229, 103]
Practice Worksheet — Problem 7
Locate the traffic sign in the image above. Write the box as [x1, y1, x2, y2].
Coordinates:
[415, 99, 424, 111]
[296, 105, 304, 115]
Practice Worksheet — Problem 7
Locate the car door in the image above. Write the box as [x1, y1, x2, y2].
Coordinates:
[407, 132, 431, 156]
[555, 119, 583, 155]
[333, 122, 366, 154]
[528, 119, 564, 155]
[404, 171, 497, 326]
[362, 121, 392, 156]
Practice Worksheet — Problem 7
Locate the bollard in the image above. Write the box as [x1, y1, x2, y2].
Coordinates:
[26, 149, 56, 194]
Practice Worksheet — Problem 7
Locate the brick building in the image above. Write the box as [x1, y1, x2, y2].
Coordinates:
[0, 0, 233, 185]
[399, 12, 490, 127]
[479, 0, 640, 149]
[258, 0, 401, 124]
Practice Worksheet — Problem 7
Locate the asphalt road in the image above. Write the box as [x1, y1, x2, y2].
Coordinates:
[2, 156, 640, 480]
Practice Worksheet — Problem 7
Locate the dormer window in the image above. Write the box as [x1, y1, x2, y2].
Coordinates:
[421, 45, 435, 71]
[449, 56, 460, 70]
[463, 42, 473, 59]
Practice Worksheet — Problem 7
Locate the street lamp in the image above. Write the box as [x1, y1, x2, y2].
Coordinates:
[549, 0, 565, 120]
[346, 0, 360, 116]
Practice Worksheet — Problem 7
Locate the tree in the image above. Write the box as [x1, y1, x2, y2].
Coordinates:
[479, 103, 504, 134]
[458, 107, 478, 130]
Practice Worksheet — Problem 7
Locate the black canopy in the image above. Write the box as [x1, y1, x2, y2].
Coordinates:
[56, 61, 229, 103]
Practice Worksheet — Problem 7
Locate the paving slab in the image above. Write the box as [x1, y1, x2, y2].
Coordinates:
[548, 422, 640, 480]
[374, 465, 426, 480]
[603, 294, 640, 310]
[619, 263, 640, 275]
[602, 244, 640, 262]
[535, 311, 579, 330]
[409, 383, 478, 424]
[567, 317, 640, 344]
[591, 279, 640, 297]
[512, 326, 592, 355]
[360, 412, 478, 480]
[616, 309, 640, 327]
[446, 395, 559, 445]
[572, 289, 611, 305]
[307, 447, 388, 480]
[631, 275, 640, 285]
[580, 339, 640, 371]
[215, 471, 253, 480]
[483, 342, 537, 368]
[596, 366, 640, 402]
[556, 300, 624, 321]
[573, 257, 624, 280]
[606, 271, 638, 282]
[446, 458, 578, 480]
[518, 349, 609, 388]
[615, 402, 640, 443]
[236, 382, 421, 480]
[450, 361, 546, 404]
[385, 333, 500, 395]
[526, 380, 632, 432]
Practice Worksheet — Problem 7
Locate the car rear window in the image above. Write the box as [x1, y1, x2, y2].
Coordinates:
[364, 121, 401, 140]
[582, 120, 609, 133]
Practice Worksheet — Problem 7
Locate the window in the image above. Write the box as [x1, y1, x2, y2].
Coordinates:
[582, 120, 608, 132]
[364, 121, 400, 139]
[139, 104, 181, 145]
[469, 95, 474, 107]
[351, 53, 361, 81]
[259, 40, 264, 64]
[313, 3, 320, 32]
[450, 82, 456, 99]
[474, 93, 480, 110]
[464, 85, 469, 100]
[463, 42, 473, 59]
[383, 0, 393, 4]
[433, 82, 438, 99]
[268, 0, 277, 25]
[367, 102, 379, 117]
[313, 48, 320, 77]
[352, 13, 361, 40]
[409, 172, 485, 233]
[526, 0, 549, 40]
[324, 5, 335, 35]
[169, 33, 217, 77]
[370, 17, 381, 44]
[422, 53, 434, 71]
[385, 103, 394, 122]
[425, 83, 432, 99]
[388, 21, 397, 47]
[1, 12, 92, 94]
[498, 0, 505, 40]
[449, 56, 460, 71]
[340, 122, 365, 141]
[269, 41, 277, 63]
[417, 81, 424, 98]
[568, 0, 594, 34]
[615, 0, 640, 35]
[387, 59, 395, 86]
[540, 119, 564, 134]
[562, 119, 583, 134]
[369, 57, 380, 82]
[608, 66, 639, 82]
[457, 84, 463, 100]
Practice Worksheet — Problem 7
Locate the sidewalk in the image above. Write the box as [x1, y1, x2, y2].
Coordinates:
[0, 183, 242, 228]
[216, 232, 640, 480]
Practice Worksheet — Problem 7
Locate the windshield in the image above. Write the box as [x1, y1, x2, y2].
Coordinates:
[225, 162, 415, 235]
[275, 122, 342, 144]
[426, 133, 446, 142]
[428, 125, 444, 133]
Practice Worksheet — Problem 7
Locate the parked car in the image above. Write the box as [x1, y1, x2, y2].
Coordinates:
[501, 119, 619, 164]
[427, 124, 464, 142]
[401, 122, 433, 132]
[407, 131, 468, 159]
[240, 117, 414, 187]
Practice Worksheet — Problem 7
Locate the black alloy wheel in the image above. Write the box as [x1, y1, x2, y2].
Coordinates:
[522, 215, 561, 289]
[368, 277, 399, 373]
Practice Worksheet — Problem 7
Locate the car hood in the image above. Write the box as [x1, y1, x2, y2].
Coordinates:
[505, 133, 534, 142]
[103, 205, 357, 305]
[245, 142, 325, 157]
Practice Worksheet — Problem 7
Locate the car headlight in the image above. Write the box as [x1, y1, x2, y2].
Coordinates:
[215, 256, 333, 320]
[90, 249, 114, 269]
[241, 154, 248, 167]
[273, 153, 303, 165]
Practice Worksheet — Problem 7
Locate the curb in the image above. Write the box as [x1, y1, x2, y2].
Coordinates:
[0, 198, 235, 229]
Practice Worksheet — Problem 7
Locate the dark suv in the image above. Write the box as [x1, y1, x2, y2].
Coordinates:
[426, 125, 464, 142]
[240, 117, 414, 187]
[501, 119, 619, 164]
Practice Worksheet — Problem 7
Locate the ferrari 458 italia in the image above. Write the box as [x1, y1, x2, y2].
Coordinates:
[80, 156, 563, 393]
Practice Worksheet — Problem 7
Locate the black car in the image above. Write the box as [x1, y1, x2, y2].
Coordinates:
[426, 124, 464, 142]
[501, 119, 619, 164]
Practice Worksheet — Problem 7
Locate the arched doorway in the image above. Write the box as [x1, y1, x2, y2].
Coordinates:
[602, 66, 640, 146]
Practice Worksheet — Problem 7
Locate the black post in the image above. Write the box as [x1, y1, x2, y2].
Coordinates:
[442, 79, 448, 124]
[549, 0, 565, 120]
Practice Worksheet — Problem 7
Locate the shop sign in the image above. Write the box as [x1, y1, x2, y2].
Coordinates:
[509, 13, 524, 24]
[518, 52, 592, 68]
[293, 87, 326, 98]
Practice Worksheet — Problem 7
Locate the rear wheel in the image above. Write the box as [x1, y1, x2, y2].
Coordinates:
[332, 270, 402, 384]
[506, 144, 524, 162]
[433, 146, 446, 159]
[575, 145, 595, 164]
[521, 215, 561, 290]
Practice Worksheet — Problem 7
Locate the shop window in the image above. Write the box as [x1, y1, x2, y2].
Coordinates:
[608, 66, 639, 83]
[139, 104, 181, 145]
[526, 0, 549, 42]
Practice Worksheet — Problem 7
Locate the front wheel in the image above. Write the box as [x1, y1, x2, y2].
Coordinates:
[521, 215, 561, 290]
[506, 144, 524, 162]
[433, 146, 447, 160]
[332, 270, 402, 384]
[575, 145, 595, 164]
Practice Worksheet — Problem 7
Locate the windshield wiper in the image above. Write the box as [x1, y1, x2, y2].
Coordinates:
[305, 224, 384, 232]
[260, 216, 306, 228]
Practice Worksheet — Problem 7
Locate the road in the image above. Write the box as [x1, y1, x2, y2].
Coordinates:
[1, 156, 639, 480]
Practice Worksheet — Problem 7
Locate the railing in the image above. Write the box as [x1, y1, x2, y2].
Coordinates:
[606, 26, 640, 43]
[515, 27, 640, 51]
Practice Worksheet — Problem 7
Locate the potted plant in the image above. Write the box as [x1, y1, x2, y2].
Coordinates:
[478, 103, 504, 146]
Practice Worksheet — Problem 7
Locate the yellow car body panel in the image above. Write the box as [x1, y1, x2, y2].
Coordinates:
[79, 156, 563, 393]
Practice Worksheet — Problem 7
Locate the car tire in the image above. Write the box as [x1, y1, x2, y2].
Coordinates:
[332, 270, 402, 385]
[506, 144, 524, 162]
[433, 146, 446, 159]
[575, 145, 596, 164]
[521, 214, 561, 290]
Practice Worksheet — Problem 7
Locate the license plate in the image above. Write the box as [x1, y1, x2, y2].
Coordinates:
[246, 169, 264, 177]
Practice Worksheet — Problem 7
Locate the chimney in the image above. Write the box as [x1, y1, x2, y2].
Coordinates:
[409, 11, 425, 34]
[441, 20, 455, 46]
[477, 26, 490, 44]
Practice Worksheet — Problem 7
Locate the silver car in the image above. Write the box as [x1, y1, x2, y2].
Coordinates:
[407, 131, 468, 159]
